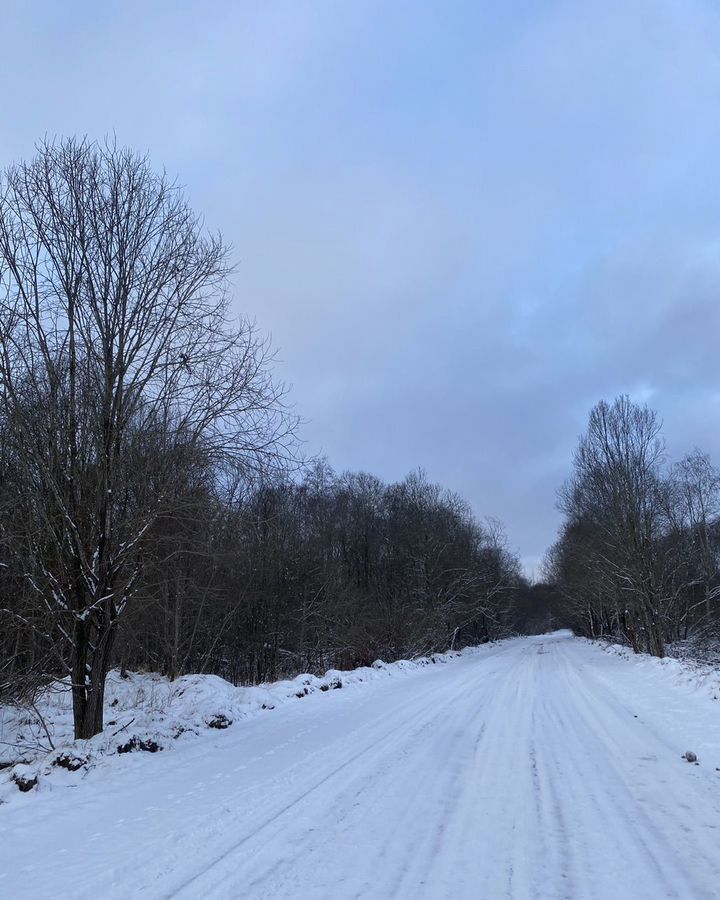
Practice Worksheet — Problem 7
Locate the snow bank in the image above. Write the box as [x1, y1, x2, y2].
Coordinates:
[600, 642, 720, 705]
[0, 644, 487, 803]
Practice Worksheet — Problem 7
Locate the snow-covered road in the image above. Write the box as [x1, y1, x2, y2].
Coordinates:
[3, 632, 720, 899]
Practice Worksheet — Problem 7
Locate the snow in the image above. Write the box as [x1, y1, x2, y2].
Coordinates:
[0, 646, 479, 797]
[602, 640, 720, 705]
[2, 632, 720, 899]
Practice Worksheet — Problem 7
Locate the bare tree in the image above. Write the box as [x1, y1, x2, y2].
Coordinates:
[0, 138, 294, 738]
[559, 396, 668, 656]
[667, 450, 720, 636]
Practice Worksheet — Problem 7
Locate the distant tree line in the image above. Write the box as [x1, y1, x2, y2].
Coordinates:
[545, 395, 720, 657]
[114, 464, 522, 685]
[0, 138, 523, 740]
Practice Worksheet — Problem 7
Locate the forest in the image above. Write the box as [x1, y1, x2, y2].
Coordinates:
[1, 139, 719, 744]
[0, 139, 523, 740]
[547, 395, 720, 657]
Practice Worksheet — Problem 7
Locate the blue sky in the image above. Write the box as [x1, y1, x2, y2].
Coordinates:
[3, 0, 720, 573]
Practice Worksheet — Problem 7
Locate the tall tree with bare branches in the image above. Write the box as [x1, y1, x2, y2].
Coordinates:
[558, 396, 668, 656]
[0, 138, 294, 738]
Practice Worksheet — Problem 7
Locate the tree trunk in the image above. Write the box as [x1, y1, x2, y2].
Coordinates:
[71, 620, 117, 739]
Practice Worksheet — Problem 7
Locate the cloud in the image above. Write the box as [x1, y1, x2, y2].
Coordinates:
[2, 0, 720, 573]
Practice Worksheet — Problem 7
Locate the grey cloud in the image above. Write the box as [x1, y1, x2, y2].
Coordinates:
[2, 0, 720, 572]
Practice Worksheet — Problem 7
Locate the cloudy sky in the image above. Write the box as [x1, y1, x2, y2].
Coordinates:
[2, 0, 720, 573]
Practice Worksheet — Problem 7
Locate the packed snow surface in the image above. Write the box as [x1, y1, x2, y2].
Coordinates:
[2, 632, 720, 899]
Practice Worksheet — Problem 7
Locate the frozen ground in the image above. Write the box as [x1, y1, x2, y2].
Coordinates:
[0, 651, 462, 775]
[1, 631, 720, 899]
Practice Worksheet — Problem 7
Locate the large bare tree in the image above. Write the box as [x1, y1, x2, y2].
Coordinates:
[559, 396, 669, 656]
[0, 138, 294, 738]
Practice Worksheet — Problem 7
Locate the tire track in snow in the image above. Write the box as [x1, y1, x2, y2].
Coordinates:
[163, 647, 520, 899]
[6, 634, 720, 900]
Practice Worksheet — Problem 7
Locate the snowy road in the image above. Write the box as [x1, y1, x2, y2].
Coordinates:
[3, 632, 720, 899]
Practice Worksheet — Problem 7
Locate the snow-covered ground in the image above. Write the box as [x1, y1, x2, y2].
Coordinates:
[0, 648, 470, 782]
[2, 631, 720, 899]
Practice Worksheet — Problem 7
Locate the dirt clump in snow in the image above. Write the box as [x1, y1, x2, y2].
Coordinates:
[117, 737, 162, 754]
[52, 752, 87, 772]
[206, 714, 232, 730]
[11, 766, 38, 792]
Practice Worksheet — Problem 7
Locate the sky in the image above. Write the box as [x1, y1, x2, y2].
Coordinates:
[2, 0, 720, 575]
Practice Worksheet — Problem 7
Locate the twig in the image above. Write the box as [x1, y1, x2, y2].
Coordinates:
[111, 717, 135, 737]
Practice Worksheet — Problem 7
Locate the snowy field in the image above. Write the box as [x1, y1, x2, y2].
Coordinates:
[2, 631, 720, 899]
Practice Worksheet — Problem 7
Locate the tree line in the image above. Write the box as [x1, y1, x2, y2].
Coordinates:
[115, 464, 522, 685]
[546, 395, 720, 656]
[0, 138, 523, 740]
